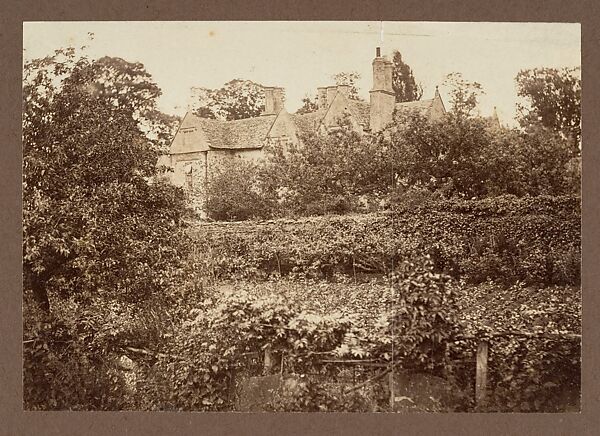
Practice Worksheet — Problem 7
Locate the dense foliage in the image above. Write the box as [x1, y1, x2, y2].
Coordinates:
[202, 97, 579, 219]
[133, 257, 463, 411]
[92, 56, 180, 153]
[191, 79, 266, 121]
[261, 123, 390, 216]
[123, 255, 580, 412]
[391, 112, 578, 198]
[202, 120, 392, 221]
[192, 195, 580, 287]
[391, 50, 423, 102]
[448, 281, 581, 412]
[331, 72, 362, 100]
[516, 67, 581, 153]
[203, 157, 275, 221]
[23, 47, 192, 409]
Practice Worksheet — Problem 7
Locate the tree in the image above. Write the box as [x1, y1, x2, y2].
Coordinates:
[442, 72, 485, 118]
[332, 72, 362, 100]
[515, 67, 581, 154]
[391, 50, 423, 103]
[92, 56, 181, 153]
[260, 116, 391, 216]
[515, 125, 577, 195]
[296, 93, 319, 114]
[23, 47, 190, 313]
[390, 112, 492, 198]
[192, 79, 266, 121]
[389, 109, 577, 199]
[204, 157, 275, 221]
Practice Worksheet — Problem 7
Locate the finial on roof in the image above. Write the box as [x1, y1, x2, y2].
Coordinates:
[434, 85, 440, 97]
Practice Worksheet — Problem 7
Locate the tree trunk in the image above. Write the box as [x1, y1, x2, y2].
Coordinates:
[31, 278, 50, 313]
[24, 267, 51, 314]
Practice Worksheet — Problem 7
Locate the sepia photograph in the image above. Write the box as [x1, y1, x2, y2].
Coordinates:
[22, 21, 581, 412]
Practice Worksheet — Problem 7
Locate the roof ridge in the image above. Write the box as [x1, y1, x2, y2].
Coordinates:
[264, 110, 285, 141]
[395, 97, 434, 105]
[168, 111, 189, 152]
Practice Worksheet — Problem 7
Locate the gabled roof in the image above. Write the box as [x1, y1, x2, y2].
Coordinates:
[172, 113, 278, 152]
[198, 115, 277, 149]
[290, 111, 324, 137]
[394, 98, 435, 116]
[347, 100, 370, 127]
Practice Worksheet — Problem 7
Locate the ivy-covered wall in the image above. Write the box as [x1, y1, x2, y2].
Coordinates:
[190, 195, 581, 286]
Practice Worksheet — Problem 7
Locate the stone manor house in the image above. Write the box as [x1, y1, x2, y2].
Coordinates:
[162, 47, 497, 194]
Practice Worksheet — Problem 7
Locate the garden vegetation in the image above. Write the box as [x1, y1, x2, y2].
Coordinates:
[23, 45, 581, 412]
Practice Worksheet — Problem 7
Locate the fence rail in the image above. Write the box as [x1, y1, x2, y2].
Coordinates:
[256, 329, 582, 408]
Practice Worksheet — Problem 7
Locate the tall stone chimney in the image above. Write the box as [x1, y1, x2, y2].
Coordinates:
[369, 47, 395, 131]
[263, 86, 285, 115]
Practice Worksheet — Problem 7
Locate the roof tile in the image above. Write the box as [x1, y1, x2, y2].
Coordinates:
[347, 100, 371, 126]
[394, 98, 435, 116]
[290, 111, 323, 136]
[191, 114, 277, 150]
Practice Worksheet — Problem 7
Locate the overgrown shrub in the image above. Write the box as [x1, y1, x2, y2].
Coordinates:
[257, 120, 391, 217]
[446, 281, 581, 412]
[142, 290, 365, 410]
[138, 258, 462, 411]
[390, 111, 578, 198]
[23, 295, 132, 410]
[370, 257, 459, 371]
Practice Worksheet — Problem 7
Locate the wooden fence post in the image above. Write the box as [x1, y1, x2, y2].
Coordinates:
[264, 345, 273, 375]
[388, 370, 395, 410]
[475, 340, 489, 407]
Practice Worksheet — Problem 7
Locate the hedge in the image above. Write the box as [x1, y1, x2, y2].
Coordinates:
[190, 195, 580, 286]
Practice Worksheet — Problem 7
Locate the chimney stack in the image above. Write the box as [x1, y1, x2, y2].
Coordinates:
[263, 86, 285, 115]
[369, 47, 395, 131]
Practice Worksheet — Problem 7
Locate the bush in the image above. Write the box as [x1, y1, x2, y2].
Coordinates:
[204, 156, 276, 221]
[370, 257, 459, 371]
[140, 289, 364, 410]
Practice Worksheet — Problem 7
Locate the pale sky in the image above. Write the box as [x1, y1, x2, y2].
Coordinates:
[23, 21, 581, 126]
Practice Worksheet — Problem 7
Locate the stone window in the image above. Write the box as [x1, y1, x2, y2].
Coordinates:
[185, 165, 194, 191]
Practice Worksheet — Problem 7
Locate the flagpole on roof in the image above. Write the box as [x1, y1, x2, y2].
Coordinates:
[380, 21, 385, 54]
